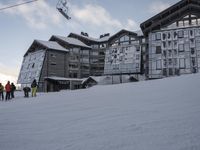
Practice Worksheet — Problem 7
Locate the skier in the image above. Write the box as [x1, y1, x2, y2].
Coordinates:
[23, 86, 31, 98]
[10, 83, 16, 98]
[0, 83, 4, 101]
[5, 81, 11, 101]
[31, 79, 37, 97]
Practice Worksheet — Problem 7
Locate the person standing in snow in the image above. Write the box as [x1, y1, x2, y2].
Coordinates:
[0, 83, 4, 101]
[5, 81, 11, 101]
[23, 86, 31, 98]
[31, 79, 37, 97]
[10, 83, 16, 99]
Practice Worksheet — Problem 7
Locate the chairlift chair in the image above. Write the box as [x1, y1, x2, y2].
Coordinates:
[56, 0, 71, 20]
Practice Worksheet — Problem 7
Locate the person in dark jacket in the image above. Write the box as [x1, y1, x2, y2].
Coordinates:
[10, 83, 16, 98]
[0, 83, 4, 101]
[5, 81, 11, 101]
[23, 86, 31, 98]
[31, 79, 37, 97]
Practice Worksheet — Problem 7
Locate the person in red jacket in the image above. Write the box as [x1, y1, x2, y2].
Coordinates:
[5, 81, 11, 101]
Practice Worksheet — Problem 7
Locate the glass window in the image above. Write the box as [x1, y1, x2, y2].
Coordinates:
[51, 62, 57, 66]
[174, 58, 178, 66]
[179, 59, 185, 69]
[178, 30, 184, 38]
[156, 46, 162, 54]
[190, 30, 194, 37]
[184, 20, 189, 26]
[156, 33, 161, 40]
[156, 60, 162, 70]
[167, 32, 171, 39]
[152, 34, 156, 41]
[162, 33, 166, 40]
[32, 63, 35, 68]
[178, 44, 184, 52]
[168, 59, 172, 66]
[120, 35, 129, 42]
[136, 54, 140, 60]
[191, 48, 195, 55]
[136, 63, 139, 68]
[173, 31, 178, 39]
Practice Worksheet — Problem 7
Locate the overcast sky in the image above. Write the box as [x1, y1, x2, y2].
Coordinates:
[0, 0, 179, 84]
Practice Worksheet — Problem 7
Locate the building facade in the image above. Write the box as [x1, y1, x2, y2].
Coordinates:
[18, 40, 69, 91]
[140, 0, 200, 79]
[68, 32, 110, 76]
[18, 0, 200, 91]
[49, 35, 91, 78]
[104, 30, 142, 75]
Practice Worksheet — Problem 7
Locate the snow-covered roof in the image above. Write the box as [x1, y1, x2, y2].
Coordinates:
[44, 76, 83, 82]
[52, 35, 91, 48]
[35, 40, 68, 52]
[81, 76, 106, 84]
[69, 33, 111, 43]
[69, 29, 143, 43]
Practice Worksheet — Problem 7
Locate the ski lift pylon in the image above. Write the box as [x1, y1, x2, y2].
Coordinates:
[56, 0, 71, 20]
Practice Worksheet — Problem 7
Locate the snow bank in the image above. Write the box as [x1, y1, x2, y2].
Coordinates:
[0, 74, 200, 150]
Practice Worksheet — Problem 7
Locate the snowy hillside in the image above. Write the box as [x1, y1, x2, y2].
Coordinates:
[1, 74, 200, 150]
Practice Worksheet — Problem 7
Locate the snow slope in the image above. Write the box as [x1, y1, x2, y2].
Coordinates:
[1, 74, 200, 150]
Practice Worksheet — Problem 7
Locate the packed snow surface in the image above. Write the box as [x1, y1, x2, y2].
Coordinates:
[1, 74, 200, 150]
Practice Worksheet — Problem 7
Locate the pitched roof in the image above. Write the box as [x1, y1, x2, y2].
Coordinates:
[68, 33, 110, 43]
[69, 29, 141, 44]
[44, 76, 83, 82]
[51, 35, 91, 48]
[140, 0, 200, 36]
[35, 40, 68, 52]
[108, 29, 138, 42]
[25, 40, 69, 56]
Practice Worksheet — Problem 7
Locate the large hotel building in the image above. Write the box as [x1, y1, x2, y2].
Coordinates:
[18, 0, 200, 91]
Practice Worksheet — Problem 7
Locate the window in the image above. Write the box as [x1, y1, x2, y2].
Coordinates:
[191, 57, 196, 66]
[173, 32, 178, 39]
[51, 62, 57, 66]
[167, 32, 171, 39]
[190, 30, 194, 37]
[156, 33, 161, 40]
[174, 58, 178, 66]
[169, 68, 173, 76]
[163, 50, 167, 58]
[168, 50, 172, 57]
[163, 59, 167, 67]
[163, 68, 167, 76]
[178, 30, 184, 38]
[120, 35, 130, 45]
[191, 48, 195, 55]
[156, 46, 162, 54]
[162, 33, 166, 40]
[136, 54, 140, 60]
[152, 34, 156, 41]
[179, 59, 185, 69]
[162, 41, 166, 49]
[174, 49, 177, 55]
[173, 41, 178, 49]
[168, 59, 173, 66]
[178, 44, 184, 52]
[156, 60, 162, 70]
[50, 54, 56, 58]
[32, 63, 35, 68]
[136, 63, 139, 68]
[190, 39, 195, 47]
[168, 41, 172, 48]
[184, 20, 189, 26]
[119, 56, 123, 61]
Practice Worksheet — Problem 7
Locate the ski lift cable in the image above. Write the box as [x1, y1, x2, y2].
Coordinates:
[0, 0, 39, 11]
